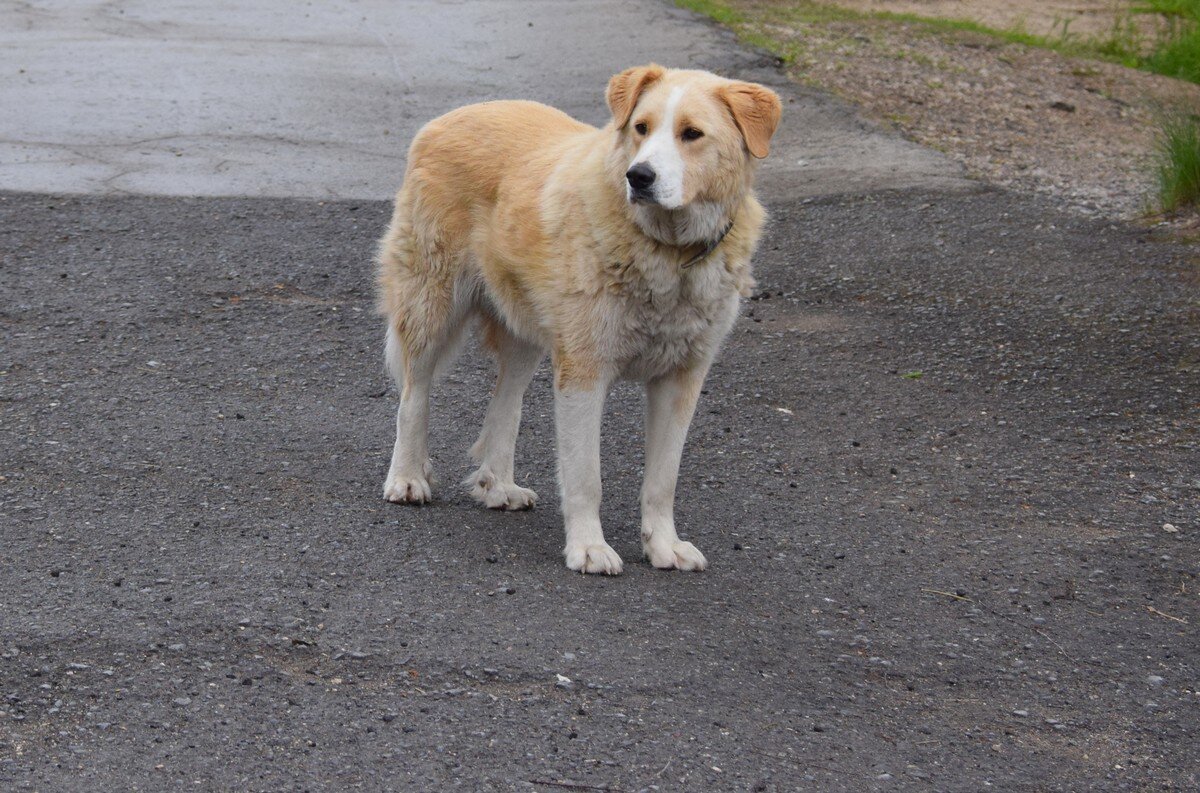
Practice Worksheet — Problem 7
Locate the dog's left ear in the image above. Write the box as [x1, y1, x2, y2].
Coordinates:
[719, 82, 782, 159]
[607, 64, 666, 129]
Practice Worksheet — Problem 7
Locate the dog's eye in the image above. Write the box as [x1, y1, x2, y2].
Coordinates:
[681, 127, 704, 142]
[633, 122, 648, 135]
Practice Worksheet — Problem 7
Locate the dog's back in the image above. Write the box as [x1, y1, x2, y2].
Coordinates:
[376, 100, 592, 352]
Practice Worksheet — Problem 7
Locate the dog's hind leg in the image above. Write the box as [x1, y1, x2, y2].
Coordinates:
[382, 323, 439, 504]
[466, 316, 543, 510]
[378, 175, 479, 504]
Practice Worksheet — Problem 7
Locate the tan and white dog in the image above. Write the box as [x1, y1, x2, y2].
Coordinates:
[375, 64, 781, 574]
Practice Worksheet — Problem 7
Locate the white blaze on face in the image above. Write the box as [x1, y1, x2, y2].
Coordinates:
[629, 86, 686, 209]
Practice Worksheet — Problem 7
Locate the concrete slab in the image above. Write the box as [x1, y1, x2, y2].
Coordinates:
[0, 0, 966, 199]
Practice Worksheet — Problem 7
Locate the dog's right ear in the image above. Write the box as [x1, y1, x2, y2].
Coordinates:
[719, 81, 782, 159]
[606, 64, 666, 129]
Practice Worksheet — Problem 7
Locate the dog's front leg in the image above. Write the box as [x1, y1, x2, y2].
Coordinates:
[641, 367, 709, 571]
[554, 373, 622, 575]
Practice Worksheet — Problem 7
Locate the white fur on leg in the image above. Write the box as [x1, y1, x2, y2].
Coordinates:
[384, 457, 433, 504]
[383, 394, 433, 504]
[640, 370, 709, 571]
[466, 332, 542, 510]
[465, 465, 537, 510]
[555, 380, 622, 574]
[644, 535, 707, 571]
[382, 325, 435, 504]
[564, 538, 624, 575]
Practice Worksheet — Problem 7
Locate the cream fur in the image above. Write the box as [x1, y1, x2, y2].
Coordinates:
[375, 65, 781, 574]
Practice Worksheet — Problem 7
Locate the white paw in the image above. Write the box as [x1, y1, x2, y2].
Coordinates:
[564, 542, 624, 575]
[466, 468, 537, 511]
[644, 538, 708, 571]
[383, 471, 432, 504]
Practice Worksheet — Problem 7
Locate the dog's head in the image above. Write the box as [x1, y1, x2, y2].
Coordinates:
[606, 65, 781, 210]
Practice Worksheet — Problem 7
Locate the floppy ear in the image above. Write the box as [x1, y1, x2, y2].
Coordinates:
[719, 81, 782, 159]
[606, 64, 666, 129]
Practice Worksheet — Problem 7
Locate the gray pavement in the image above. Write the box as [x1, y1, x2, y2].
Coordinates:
[1, 0, 965, 200]
[2, 1, 1198, 791]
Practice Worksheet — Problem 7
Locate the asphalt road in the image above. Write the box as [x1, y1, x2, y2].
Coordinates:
[2, 2, 1198, 792]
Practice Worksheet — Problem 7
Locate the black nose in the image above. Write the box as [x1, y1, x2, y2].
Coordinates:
[626, 163, 656, 192]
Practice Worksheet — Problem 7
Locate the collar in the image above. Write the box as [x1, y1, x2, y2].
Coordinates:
[680, 215, 735, 269]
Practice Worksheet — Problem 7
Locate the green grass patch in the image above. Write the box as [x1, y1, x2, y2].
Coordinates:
[1143, 27, 1200, 82]
[675, 0, 745, 26]
[674, 0, 802, 62]
[1135, 0, 1200, 24]
[1153, 113, 1200, 212]
[1136, 0, 1200, 81]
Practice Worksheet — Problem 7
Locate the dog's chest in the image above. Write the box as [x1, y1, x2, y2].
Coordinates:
[610, 261, 738, 379]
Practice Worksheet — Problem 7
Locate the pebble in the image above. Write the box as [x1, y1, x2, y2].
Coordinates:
[1146, 675, 1164, 687]
[1012, 709, 1029, 717]
[1162, 524, 1178, 533]
[172, 697, 191, 706]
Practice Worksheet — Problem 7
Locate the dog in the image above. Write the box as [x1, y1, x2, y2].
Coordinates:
[375, 64, 781, 574]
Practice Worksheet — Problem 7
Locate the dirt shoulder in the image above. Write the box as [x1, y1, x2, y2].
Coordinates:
[831, 0, 1160, 40]
[694, 1, 1200, 224]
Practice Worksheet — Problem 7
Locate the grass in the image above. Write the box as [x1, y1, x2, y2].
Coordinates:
[1137, 0, 1200, 82]
[1145, 28, 1200, 82]
[1154, 113, 1200, 211]
[673, 0, 794, 60]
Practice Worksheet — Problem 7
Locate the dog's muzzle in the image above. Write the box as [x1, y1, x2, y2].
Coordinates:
[626, 163, 657, 203]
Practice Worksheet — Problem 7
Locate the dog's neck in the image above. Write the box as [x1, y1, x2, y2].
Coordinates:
[630, 199, 736, 249]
